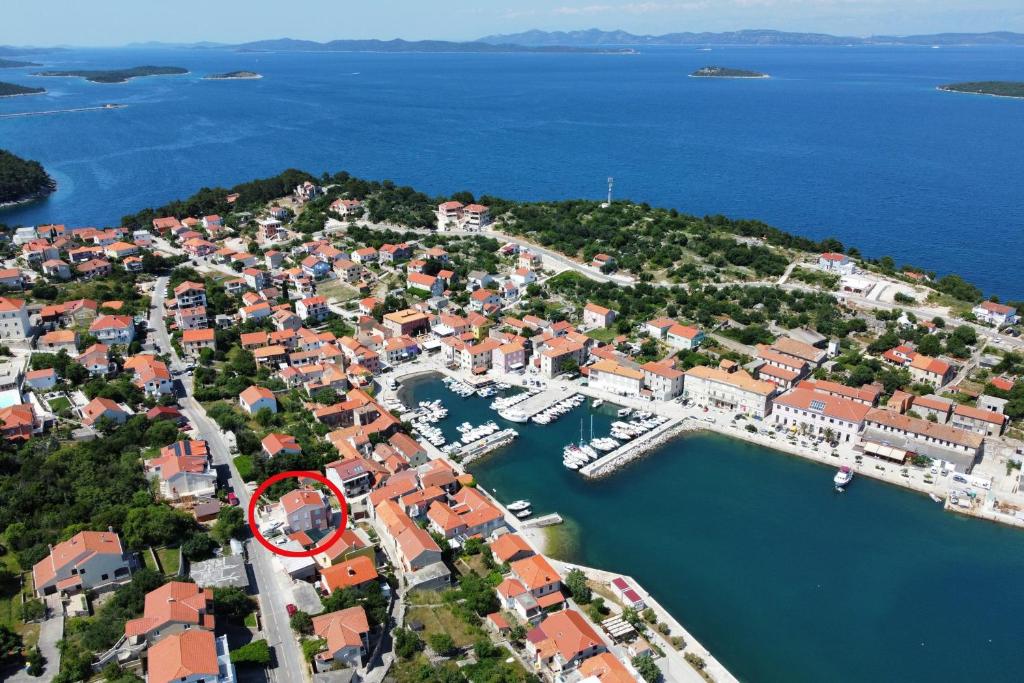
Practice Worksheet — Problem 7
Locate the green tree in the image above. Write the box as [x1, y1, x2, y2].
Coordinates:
[428, 633, 457, 656]
[230, 639, 271, 665]
[564, 568, 592, 604]
[394, 627, 422, 660]
[633, 654, 661, 682]
[211, 506, 246, 545]
[0, 624, 22, 662]
[214, 586, 255, 621]
[290, 610, 313, 635]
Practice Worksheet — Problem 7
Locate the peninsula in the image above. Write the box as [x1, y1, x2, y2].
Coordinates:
[0, 58, 41, 68]
[691, 65, 769, 78]
[33, 65, 188, 83]
[938, 81, 1024, 98]
[0, 80, 45, 97]
[0, 148, 55, 205]
[204, 70, 262, 80]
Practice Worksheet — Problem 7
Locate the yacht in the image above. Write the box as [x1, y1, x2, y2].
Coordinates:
[617, 407, 632, 418]
[592, 398, 604, 408]
[507, 500, 531, 512]
[834, 466, 853, 489]
[514, 508, 533, 519]
[563, 460, 581, 470]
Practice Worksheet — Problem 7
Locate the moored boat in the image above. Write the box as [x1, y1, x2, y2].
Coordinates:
[834, 466, 853, 489]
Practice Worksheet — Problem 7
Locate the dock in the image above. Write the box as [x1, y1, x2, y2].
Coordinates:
[522, 513, 563, 527]
[498, 386, 580, 421]
[581, 416, 687, 478]
[457, 428, 518, 464]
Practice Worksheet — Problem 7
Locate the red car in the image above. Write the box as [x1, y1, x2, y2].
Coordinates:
[227, 492, 239, 506]
[286, 603, 298, 617]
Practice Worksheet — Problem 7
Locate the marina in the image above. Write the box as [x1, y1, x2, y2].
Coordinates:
[404, 374, 1024, 683]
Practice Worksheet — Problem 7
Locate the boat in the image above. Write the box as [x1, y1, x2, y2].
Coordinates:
[514, 508, 533, 519]
[833, 466, 853, 488]
[929, 493, 943, 503]
[507, 500, 531, 512]
[563, 460, 580, 470]
[592, 398, 604, 408]
[617, 408, 632, 417]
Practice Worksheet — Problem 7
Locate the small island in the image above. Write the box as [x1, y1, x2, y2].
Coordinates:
[33, 65, 188, 84]
[0, 58, 41, 69]
[938, 81, 1024, 99]
[204, 70, 262, 80]
[0, 81, 46, 97]
[690, 65, 769, 79]
[0, 149, 56, 207]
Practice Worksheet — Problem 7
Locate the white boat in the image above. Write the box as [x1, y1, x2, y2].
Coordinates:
[929, 493, 943, 503]
[834, 466, 853, 488]
[617, 408, 632, 417]
[507, 500, 531, 512]
[563, 460, 580, 470]
[514, 508, 533, 519]
[592, 399, 604, 408]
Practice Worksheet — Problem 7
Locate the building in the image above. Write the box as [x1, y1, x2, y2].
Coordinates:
[81, 396, 128, 426]
[297, 295, 329, 321]
[145, 440, 216, 501]
[641, 361, 685, 400]
[124, 581, 214, 645]
[311, 606, 371, 669]
[89, 314, 135, 345]
[489, 533, 535, 564]
[908, 354, 955, 388]
[972, 301, 1018, 326]
[528, 609, 606, 674]
[587, 359, 644, 398]
[666, 324, 704, 350]
[510, 554, 563, 603]
[32, 530, 131, 596]
[0, 297, 32, 340]
[407, 272, 443, 297]
[818, 252, 854, 274]
[145, 629, 235, 683]
[950, 404, 1007, 437]
[281, 487, 331, 532]
[174, 281, 207, 309]
[239, 385, 277, 414]
[321, 556, 379, 594]
[175, 305, 208, 332]
[262, 432, 302, 458]
[683, 363, 775, 418]
[382, 309, 431, 337]
[182, 328, 216, 357]
[862, 409, 984, 470]
[772, 387, 870, 443]
[582, 303, 616, 329]
[39, 329, 79, 354]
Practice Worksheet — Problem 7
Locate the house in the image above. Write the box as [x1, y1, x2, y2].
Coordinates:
[330, 198, 363, 216]
[382, 309, 431, 337]
[666, 324, 704, 350]
[311, 606, 371, 669]
[578, 653, 636, 683]
[24, 368, 58, 391]
[89, 314, 135, 345]
[0, 405, 35, 441]
[174, 280, 207, 309]
[76, 258, 113, 279]
[644, 318, 676, 339]
[241, 301, 272, 322]
[0, 297, 32, 340]
[352, 247, 378, 264]
[819, 252, 854, 274]
[104, 241, 139, 260]
[239, 385, 277, 414]
[464, 203, 490, 229]
[42, 259, 71, 280]
[182, 328, 216, 358]
[908, 355, 955, 388]
[772, 387, 870, 443]
[583, 303, 616, 329]
[641, 360, 685, 400]
[81, 397, 128, 426]
[145, 440, 215, 501]
[493, 340, 526, 373]
[436, 201, 465, 231]
[124, 581, 214, 645]
[78, 343, 112, 376]
[497, 578, 542, 623]
[129, 355, 174, 396]
[301, 255, 332, 279]
[950, 404, 1007, 437]
[539, 339, 587, 378]
[407, 272, 443, 297]
[683, 363, 775, 418]
[262, 432, 302, 458]
[528, 609, 606, 673]
[489, 533, 534, 564]
[32, 530, 131, 596]
[334, 259, 362, 283]
[426, 487, 505, 539]
[588, 359, 644, 398]
[325, 457, 380, 497]
[176, 305, 208, 331]
[152, 216, 182, 234]
[470, 288, 501, 312]
[511, 554, 563, 604]
[379, 242, 412, 263]
[281, 487, 330, 533]
[862, 409, 983, 470]
[315, 528, 374, 568]
[518, 251, 542, 270]
[510, 268, 536, 287]
[972, 301, 1018, 327]
[145, 629, 234, 683]
[296, 295, 329, 321]
[591, 253, 615, 270]
[39, 329, 78, 354]
[0, 269, 25, 290]
[321, 556, 378, 594]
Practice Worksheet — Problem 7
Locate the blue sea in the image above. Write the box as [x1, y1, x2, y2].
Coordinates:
[1, 45, 1023, 297]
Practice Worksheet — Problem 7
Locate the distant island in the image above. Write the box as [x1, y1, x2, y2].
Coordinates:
[0, 149, 56, 207]
[233, 37, 633, 54]
[691, 66, 768, 79]
[478, 28, 1024, 47]
[0, 58, 41, 68]
[0, 81, 45, 97]
[33, 65, 188, 83]
[204, 70, 262, 80]
[938, 81, 1024, 98]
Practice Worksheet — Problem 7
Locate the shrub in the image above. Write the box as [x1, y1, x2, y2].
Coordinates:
[428, 633, 457, 656]
[230, 639, 270, 666]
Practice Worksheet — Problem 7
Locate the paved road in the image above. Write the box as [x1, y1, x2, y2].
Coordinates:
[149, 277, 308, 683]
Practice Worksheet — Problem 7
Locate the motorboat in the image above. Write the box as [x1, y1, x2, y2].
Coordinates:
[514, 508, 533, 519]
[592, 399, 604, 408]
[834, 466, 853, 488]
[617, 408, 632, 417]
[507, 500, 531, 512]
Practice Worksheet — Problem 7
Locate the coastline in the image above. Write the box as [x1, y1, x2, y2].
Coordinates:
[936, 85, 1024, 100]
[203, 74, 263, 80]
[0, 187, 55, 210]
[0, 90, 46, 98]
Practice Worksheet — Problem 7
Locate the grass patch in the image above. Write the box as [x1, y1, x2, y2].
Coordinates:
[142, 549, 159, 572]
[406, 604, 483, 649]
[244, 611, 258, 629]
[405, 590, 444, 606]
[316, 279, 359, 304]
[234, 454, 256, 482]
[47, 396, 71, 412]
[156, 547, 180, 576]
[586, 327, 618, 343]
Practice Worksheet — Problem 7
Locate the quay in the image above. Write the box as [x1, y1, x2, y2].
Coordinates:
[582, 416, 688, 478]
[457, 427, 518, 464]
[498, 386, 579, 421]
[521, 512, 563, 527]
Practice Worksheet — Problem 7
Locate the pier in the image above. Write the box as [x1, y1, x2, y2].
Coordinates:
[498, 386, 580, 421]
[0, 103, 126, 119]
[581, 416, 687, 478]
[521, 512, 563, 527]
[457, 427, 518, 464]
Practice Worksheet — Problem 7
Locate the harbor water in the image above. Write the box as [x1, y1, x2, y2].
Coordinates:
[404, 375, 1024, 683]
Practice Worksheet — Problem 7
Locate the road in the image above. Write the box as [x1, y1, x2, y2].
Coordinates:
[149, 276, 308, 683]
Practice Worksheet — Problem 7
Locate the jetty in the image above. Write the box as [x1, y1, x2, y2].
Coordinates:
[498, 386, 579, 421]
[0, 103, 125, 119]
[521, 513, 563, 527]
[458, 427, 518, 464]
[581, 416, 687, 478]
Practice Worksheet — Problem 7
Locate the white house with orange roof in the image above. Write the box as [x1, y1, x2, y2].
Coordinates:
[145, 440, 215, 501]
[81, 396, 128, 426]
[527, 609, 607, 674]
[145, 629, 235, 683]
[173, 280, 207, 309]
[182, 328, 216, 358]
[582, 303, 616, 329]
[311, 606, 371, 669]
[124, 581, 214, 645]
[641, 360, 685, 400]
[280, 487, 331, 533]
[296, 295, 329, 321]
[239, 385, 277, 414]
[0, 297, 32, 340]
[32, 530, 132, 596]
[407, 272, 443, 297]
[683, 363, 775, 418]
[436, 201, 465, 231]
[352, 247, 378, 264]
[89, 314, 135, 345]
[39, 329, 79, 354]
[818, 252, 854, 274]
[666, 323, 704, 350]
[972, 300, 1018, 326]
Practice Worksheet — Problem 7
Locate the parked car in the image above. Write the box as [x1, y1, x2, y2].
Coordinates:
[227, 492, 239, 506]
[286, 603, 298, 617]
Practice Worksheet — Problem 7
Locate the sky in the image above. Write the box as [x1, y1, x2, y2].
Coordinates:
[3, 0, 1023, 46]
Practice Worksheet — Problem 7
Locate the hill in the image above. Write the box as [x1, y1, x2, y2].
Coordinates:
[33, 65, 188, 83]
[0, 149, 56, 205]
[938, 81, 1024, 98]
[0, 58, 41, 68]
[0, 81, 45, 96]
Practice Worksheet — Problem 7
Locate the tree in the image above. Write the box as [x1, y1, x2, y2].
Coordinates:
[290, 610, 313, 635]
[564, 568, 592, 604]
[230, 639, 271, 666]
[429, 633, 457, 656]
[25, 645, 44, 676]
[394, 627, 422, 660]
[214, 586, 255, 621]
[301, 637, 326, 663]
[633, 654, 661, 683]
[181, 533, 217, 561]
[211, 506, 246, 545]
[0, 624, 22, 663]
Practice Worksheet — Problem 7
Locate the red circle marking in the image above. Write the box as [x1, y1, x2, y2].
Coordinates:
[247, 470, 349, 558]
